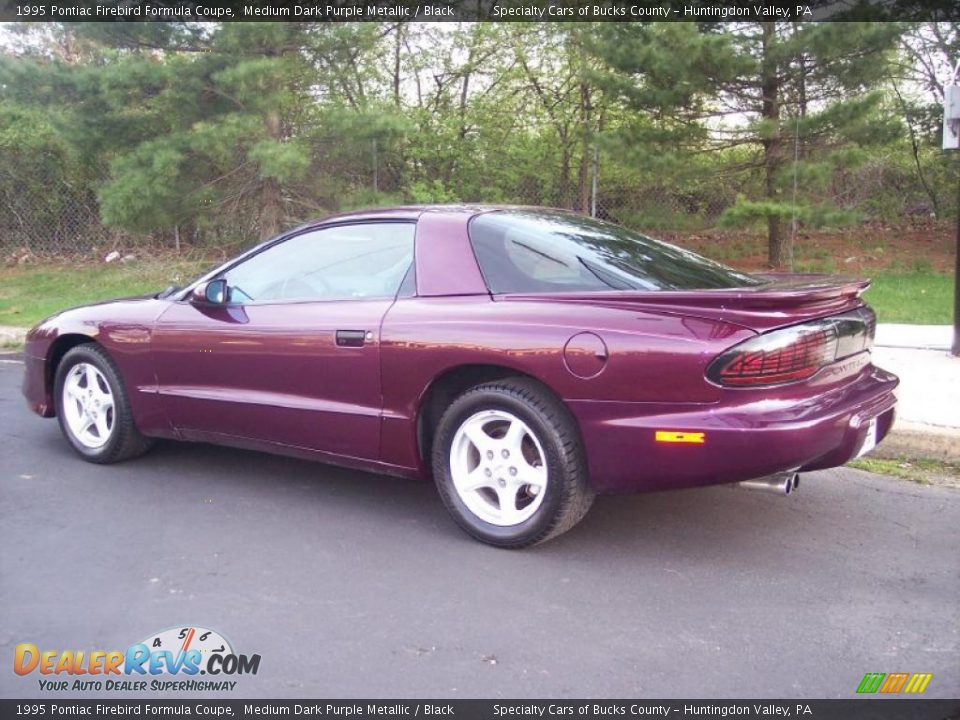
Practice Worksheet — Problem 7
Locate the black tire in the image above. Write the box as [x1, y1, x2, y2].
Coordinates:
[54, 343, 153, 464]
[432, 377, 594, 548]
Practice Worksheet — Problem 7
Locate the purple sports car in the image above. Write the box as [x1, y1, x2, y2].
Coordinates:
[22, 206, 898, 546]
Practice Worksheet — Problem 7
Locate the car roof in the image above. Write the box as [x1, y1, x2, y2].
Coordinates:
[305, 204, 575, 227]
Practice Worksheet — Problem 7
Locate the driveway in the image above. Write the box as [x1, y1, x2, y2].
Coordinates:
[0, 355, 957, 699]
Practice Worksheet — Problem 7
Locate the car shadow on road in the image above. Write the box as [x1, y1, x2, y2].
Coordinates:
[38, 430, 884, 572]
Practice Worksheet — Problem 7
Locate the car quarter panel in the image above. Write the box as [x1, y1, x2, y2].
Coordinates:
[378, 295, 758, 474]
[380, 292, 898, 492]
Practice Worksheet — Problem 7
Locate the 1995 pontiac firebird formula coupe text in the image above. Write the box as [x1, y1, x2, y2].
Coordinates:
[23, 206, 898, 547]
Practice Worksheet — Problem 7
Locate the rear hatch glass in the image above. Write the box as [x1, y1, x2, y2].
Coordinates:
[469, 209, 765, 294]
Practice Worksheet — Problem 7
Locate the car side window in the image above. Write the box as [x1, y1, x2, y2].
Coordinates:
[222, 222, 415, 304]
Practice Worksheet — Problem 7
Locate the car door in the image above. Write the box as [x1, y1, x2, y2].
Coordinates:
[150, 221, 416, 462]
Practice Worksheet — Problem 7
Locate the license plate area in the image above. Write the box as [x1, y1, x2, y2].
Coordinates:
[856, 417, 878, 458]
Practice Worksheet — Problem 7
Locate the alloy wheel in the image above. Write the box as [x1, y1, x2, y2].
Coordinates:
[449, 409, 548, 526]
[61, 362, 115, 449]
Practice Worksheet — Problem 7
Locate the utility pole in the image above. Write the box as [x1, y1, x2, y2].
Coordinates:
[955, 169, 960, 356]
[944, 61, 960, 356]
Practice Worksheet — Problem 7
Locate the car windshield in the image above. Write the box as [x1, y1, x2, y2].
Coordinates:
[469, 209, 764, 293]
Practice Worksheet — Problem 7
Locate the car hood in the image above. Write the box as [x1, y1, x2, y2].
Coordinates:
[27, 293, 173, 344]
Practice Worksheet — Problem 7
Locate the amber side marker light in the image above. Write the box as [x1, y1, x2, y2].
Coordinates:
[655, 431, 706, 444]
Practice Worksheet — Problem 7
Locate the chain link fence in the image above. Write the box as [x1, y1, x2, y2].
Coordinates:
[0, 142, 947, 257]
[1, 179, 115, 257]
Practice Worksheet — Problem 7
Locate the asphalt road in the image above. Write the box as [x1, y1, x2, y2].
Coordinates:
[1, 355, 958, 700]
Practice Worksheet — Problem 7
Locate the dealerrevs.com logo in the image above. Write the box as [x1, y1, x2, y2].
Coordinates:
[13, 626, 260, 692]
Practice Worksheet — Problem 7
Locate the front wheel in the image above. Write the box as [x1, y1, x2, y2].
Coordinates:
[432, 378, 594, 548]
[54, 344, 153, 464]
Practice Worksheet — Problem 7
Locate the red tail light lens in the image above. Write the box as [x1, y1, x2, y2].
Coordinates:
[707, 323, 840, 387]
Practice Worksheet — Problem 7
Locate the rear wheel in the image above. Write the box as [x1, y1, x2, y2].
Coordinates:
[432, 378, 594, 548]
[54, 344, 153, 464]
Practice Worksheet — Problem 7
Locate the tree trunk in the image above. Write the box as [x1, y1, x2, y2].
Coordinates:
[459, 67, 471, 141]
[260, 179, 282, 241]
[393, 23, 402, 110]
[260, 110, 283, 241]
[577, 81, 592, 215]
[761, 22, 787, 270]
[892, 81, 940, 219]
[794, 22, 807, 127]
[559, 129, 572, 209]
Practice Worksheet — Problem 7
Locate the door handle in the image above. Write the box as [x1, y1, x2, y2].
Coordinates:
[336, 330, 368, 347]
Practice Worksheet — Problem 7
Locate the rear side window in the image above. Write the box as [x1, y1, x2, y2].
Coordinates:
[468, 210, 762, 293]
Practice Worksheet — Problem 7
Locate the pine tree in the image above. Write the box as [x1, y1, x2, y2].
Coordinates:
[714, 22, 903, 269]
[589, 21, 903, 269]
[8, 22, 399, 245]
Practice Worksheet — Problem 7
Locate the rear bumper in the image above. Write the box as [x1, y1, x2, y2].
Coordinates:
[569, 365, 898, 494]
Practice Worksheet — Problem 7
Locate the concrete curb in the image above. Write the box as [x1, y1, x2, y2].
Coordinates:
[876, 423, 960, 463]
[874, 324, 952, 351]
[0, 326, 26, 346]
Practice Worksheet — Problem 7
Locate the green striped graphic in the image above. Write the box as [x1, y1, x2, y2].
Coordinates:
[856, 673, 886, 693]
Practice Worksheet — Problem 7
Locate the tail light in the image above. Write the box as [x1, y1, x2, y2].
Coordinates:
[707, 308, 875, 388]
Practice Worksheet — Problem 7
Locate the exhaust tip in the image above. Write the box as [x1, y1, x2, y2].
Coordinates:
[737, 470, 801, 496]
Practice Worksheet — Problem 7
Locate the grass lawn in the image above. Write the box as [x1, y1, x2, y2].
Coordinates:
[863, 273, 954, 325]
[0, 257, 214, 328]
[0, 259, 953, 329]
[848, 455, 960, 489]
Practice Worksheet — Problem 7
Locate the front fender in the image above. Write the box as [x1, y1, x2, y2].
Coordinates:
[21, 299, 171, 431]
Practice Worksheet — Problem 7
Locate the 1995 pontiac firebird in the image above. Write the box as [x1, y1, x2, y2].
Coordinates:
[23, 206, 898, 547]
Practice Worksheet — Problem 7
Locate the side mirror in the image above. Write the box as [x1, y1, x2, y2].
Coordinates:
[191, 278, 228, 305]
